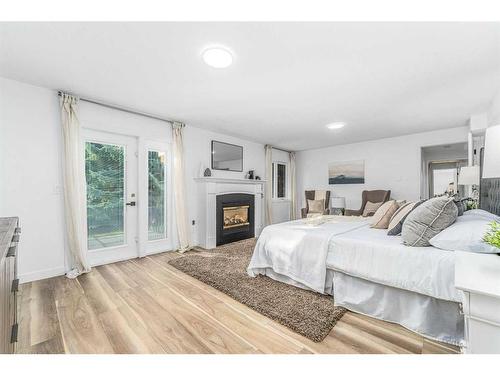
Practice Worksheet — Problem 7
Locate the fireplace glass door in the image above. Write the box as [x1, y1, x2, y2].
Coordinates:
[223, 205, 250, 229]
[216, 193, 255, 246]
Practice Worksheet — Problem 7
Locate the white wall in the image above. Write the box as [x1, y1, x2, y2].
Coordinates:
[489, 88, 500, 126]
[0, 77, 266, 282]
[296, 127, 469, 211]
[0, 77, 67, 282]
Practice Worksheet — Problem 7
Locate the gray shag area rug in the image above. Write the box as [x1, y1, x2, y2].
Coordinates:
[168, 238, 346, 342]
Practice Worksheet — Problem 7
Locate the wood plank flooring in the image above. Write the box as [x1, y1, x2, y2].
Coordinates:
[16, 251, 460, 354]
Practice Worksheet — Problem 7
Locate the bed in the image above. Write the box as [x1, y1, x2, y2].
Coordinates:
[247, 215, 465, 346]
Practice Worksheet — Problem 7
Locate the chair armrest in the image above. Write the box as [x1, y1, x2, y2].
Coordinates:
[301, 208, 308, 218]
[344, 209, 362, 216]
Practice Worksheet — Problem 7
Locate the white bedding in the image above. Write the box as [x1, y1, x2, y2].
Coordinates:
[247, 216, 368, 293]
[327, 226, 463, 303]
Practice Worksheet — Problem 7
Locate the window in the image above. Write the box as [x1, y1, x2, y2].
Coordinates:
[272, 162, 287, 199]
[85, 141, 125, 250]
[148, 150, 167, 241]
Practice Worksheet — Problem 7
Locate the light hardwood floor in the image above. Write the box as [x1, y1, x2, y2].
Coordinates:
[16, 252, 460, 354]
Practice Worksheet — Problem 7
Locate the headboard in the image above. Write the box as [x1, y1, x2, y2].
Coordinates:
[479, 147, 500, 216]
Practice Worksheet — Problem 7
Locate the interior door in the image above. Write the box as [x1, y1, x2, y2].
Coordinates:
[83, 130, 138, 266]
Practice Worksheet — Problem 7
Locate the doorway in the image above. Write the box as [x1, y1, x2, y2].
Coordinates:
[420, 142, 468, 199]
[83, 130, 171, 266]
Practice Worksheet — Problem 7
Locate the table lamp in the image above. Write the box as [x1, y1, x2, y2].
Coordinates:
[330, 197, 346, 215]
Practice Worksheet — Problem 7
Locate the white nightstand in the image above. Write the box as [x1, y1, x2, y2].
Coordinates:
[455, 251, 500, 354]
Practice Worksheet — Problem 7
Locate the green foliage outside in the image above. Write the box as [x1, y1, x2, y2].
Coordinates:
[85, 142, 125, 235]
[85, 143, 166, 245]
[148, 151, 166, 240]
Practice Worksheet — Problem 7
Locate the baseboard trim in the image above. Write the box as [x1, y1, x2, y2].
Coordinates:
[142, 248, 176, 257]
[19, 266, 66, 284]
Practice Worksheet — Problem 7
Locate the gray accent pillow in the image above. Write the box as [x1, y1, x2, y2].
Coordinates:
[401, 196, 458, 247]
[454, 199, 468, 216]
[387, 200, 424, 236]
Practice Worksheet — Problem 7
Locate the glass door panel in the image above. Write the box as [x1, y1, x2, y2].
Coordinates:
[85, 142, 126, 250]
[148, 150, 167, 241]
[83, 129, 138, 266]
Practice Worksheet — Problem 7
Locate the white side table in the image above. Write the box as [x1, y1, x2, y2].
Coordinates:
[455, 251, 500, 354]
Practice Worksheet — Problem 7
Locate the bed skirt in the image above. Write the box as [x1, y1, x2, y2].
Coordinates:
[333, 271, 465, 347]
[253, 267, 464, 347]
[257, 268, 334, 295]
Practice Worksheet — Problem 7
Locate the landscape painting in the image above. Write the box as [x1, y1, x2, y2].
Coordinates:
[328, 160, 365, 184]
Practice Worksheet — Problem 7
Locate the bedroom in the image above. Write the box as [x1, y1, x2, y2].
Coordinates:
[1, 1, 500, 369]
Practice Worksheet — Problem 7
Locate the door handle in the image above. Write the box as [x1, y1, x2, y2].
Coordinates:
[126, 201, 136, 207]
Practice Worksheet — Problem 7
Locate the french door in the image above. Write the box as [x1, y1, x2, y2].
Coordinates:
[83, 130, 172, 266]
[84, 130, 138, 265]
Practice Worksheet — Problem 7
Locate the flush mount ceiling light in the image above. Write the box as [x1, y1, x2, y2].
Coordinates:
[202, 47, 233, 68]
[326, 122, 346, 130]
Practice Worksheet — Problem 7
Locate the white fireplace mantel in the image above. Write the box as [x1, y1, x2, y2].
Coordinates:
[194, 177, 266, 185]
[194, 177, 265, 249]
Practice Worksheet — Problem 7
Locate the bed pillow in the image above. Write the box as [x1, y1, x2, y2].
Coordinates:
[370, 200, 399, 229]
[363, 201, 384, 217]
[307, 199, 325, 214]
[464, 209, 499, 221]
[429, 216, 500, 253]
[402, 196, 458, 247]
[454, 198, 474, 217]
[387, 200, 424, 236]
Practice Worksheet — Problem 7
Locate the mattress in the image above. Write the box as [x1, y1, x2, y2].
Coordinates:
[326, 226, 464, 303]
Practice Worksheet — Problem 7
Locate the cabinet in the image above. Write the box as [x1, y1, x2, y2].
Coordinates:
[0, 217, 19, 354]
[455, 251, 500, 354]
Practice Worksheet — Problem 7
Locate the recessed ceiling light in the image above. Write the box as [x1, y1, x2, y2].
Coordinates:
[202, 47, 233, 68]
[326, 122, 346, 130]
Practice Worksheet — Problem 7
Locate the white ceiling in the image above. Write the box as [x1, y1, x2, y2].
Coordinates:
[1, 22, 499, 150]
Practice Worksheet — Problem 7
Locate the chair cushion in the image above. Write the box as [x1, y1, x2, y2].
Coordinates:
[362, 201, 384, 217]
[370, 200, 399, 229]
[307, 199, 325, 214]
[402, 196, 458, 247]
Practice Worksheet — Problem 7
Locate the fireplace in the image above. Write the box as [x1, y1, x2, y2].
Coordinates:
[216, 193, 255, 246]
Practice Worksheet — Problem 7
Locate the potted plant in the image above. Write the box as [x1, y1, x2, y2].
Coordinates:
[483, 221, 500, 251]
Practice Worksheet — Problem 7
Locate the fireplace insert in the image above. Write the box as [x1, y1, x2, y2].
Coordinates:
[216, 193, 255, 246]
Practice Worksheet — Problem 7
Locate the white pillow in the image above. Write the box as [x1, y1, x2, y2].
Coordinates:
[429, 216, 500, 253]
[463, 209, 499, 221]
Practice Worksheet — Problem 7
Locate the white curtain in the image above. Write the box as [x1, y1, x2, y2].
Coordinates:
[60, 93, 91, 278]
[289, 151, 297, 220]
[172, 122, 192, 252]
[265, 145, 273, 225]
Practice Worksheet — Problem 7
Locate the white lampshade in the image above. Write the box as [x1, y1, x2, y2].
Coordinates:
[330, 196, 346, 209]
[458, 166, 480, 185]
[483, 125, 500, 179]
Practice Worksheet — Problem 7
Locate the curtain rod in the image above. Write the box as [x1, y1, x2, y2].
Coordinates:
[269, 145, 294, 153]
[57, 90, 180, 125]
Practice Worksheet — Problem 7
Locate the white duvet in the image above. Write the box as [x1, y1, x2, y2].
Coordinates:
[248, 216, 462, 303]
[247, 216, 368, 293]
[327, 226, 463, 303]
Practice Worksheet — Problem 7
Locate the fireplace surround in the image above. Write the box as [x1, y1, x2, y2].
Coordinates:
[216, 193, 255, 246]
[194, 177, 264, 249]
